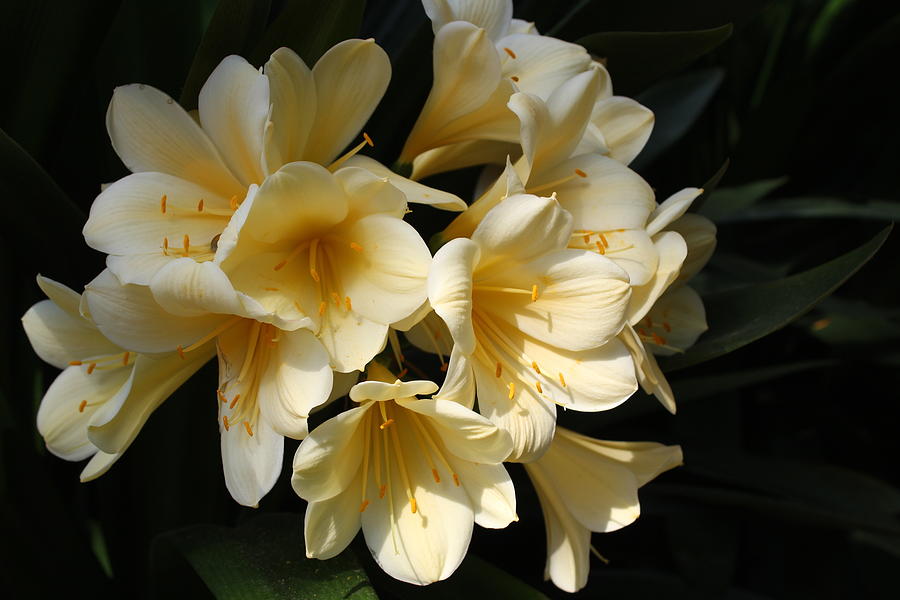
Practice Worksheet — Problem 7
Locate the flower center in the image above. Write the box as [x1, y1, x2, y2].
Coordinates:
[157, 193, 238, 262]
[568, 228, 632, 257]
[217, 321, 280, 436]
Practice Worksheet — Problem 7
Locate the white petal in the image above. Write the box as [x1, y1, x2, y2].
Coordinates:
[590, 96, 655, 165]
[508, 69, 600, 174]
[88, 347, 215, 453]
[646, 187, 703, 236]
[497, 34, 592, 101]
[401, 21, 516, 162]
[361, 416, 474, 585]
[37, 365, 131, 461]
[476, 249, 631, 351]
[335, 166, 408, 220]
[396, 396, 511, 464]
[36, 275, 82, 318]
[432, 346, 476, 409]
[645, 286, 708, 355]
[351, 380, 438, 403]
[291, 404, 371, 501]
[84, 173, 230, 285]
[221, 417, 284, 507]
[471, 193, 573, 267]
[258, 329, 333, 438]
[471, 356, 556, 462]
[567, 228, 658, 287]
[669, 213, 717, 284]
[451, 460, 517, 528]
[428, 238, 480, 355]
[541, 154, 655, 231]
[84, 269, 226, 353]
[262, 47, 316, 171]
[80, 451, 123, 482]
[525, 461, 591, 593]
[304, 39, 391, 165]
[198, 55, 269, 185]
[304, 480, 363, 559]
[106, 84, 242, 198]
[619, 325, 676, 414]
[318, 308, 389, 373]
[423, 0, 513, 41]
[22, 300, 118, 370]
[150, 258, 248, 317]
[342, 155, 467, 211]
[627, 232, 688, 325]
[410, 139, 517, 181]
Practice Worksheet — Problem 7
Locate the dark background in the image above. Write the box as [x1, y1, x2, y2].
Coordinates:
[1, 0, 899, 598]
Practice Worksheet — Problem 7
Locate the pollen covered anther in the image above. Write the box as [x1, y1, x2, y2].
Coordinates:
[160, 194, 167, 214]
[531, 284, 539, 302]
[78, 400, 88, 413]
[503, 47, 517, 58]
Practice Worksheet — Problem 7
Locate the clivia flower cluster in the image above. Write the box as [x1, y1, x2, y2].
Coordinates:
[22, 0, 715, 593]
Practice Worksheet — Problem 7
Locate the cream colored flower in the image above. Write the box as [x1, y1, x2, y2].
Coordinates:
[83, 41, 461, 288]
[438, 74, 701, 412]
[153, 161, 434, 373]
[400, 0, 593, 176]
[21, 275, 213, 482]
[83, 269, 334, 507]
[524, 427, 682, 592]
[428, 193, 637, 461]
[292, 363, 515, 585]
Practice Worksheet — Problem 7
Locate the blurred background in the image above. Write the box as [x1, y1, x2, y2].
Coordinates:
[1, 0, 898, 598]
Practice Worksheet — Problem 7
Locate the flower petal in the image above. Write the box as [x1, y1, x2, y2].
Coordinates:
[23, 299, 118, 370]
[221, 417, 283, 507]
[645, 286, 708, 355]
[83, 172, 231, 285]
[567, 228, 658, 287]
[342, 155, 467, 211]
[361, 417, 474, 585]
[198, 55, 269, 185]
[262, 47, 316, 171]
[410, 139, 517, 181]
[335, 166, 408, 220]
[291, 404, 371, 502]
[84, 269, 226, 353]
[627, 232, 688, 325]
[669, 213, 717, 284]
[403, 310, 454, 359]
[477, 249, 631, 351]
[589, 96, 654, 165]
[318, 309, 389, 373]
[432, 345, 476, 409]
[525, 461, 591, 593]
[37, 365, 131, 461]
[646, 187, 703, 237]
[304, 39, 391, 165]
[258, 328, 333, 438]
[106, 84, 242, 198]
[396, 396, 511, 464]
[80, 451, 123, 482]
[428, 238, 480, 355]
[497, 33, 592, 101]
[541, 153, 655, 231]
[471, 193, 573, 268]
[450, 460, 517, 528]
[471, 356, 556, 462]
[619, 325, 675, 414]
[423, 0, 513, 41]
[351, 379, 439, 403]
[304, 480, 363, 559]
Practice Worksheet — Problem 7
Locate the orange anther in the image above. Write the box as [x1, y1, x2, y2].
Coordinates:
[359, 500, 370, 513]
[229, 394, 240, 409]
[510, 75, 519, 82]
[452, 473, 461, 487]
[508, 382, 515, 400]
[68, 360, 82, 366]
[595, 241, 605, 254]
[599, 233, 609, 247]
[559, 372, 567, 388]
[350, 242, 363, 252]
[363, 132, 374, 147]
[222, 415, 230, 431]
[432, 468, 441, 483]
[197, 198, 204, 212]
[331, 291, 341, 308]
[531, 361, 541, 375]
[78, 400, 88, 413]
[229, 195, 239, 211]
[410, 497, 418, 513]
[217, 389, 227, 403]
[531, 284, 538, 302]
[243, 421, 253, 436]
[345, 296, 352, 311]
[379, 418, 395, 430]
[182, 234, 190, 257]
[86, 363, 97, 375]
[379, 484, 386, 498]
[536, 380, 543, 394]
[160, 194, 167, 214]
[122, 352, 130, 366]
[503, 47, 517, 58]
[162, 236, 169, 255]
[176, 345, 185, 359]
[574, 168, 587, 178]
[663, 322, 672, 332]
[495, 362, 502, 378]
[318, 301, 326, 316]
[309, 268, 320, 282]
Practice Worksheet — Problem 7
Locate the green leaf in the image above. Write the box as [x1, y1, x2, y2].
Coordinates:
[151, 513, 376, 599]
[578, 25, 733, 96]
[698, 176, 788, 221]
[631, 68, 724, 170]
[249, 0, 365, 66]
[685, 450, 900, 517]
[709, 197, 900, 223]
[180, 0, 272, 108]
[660, 226, 891, 371]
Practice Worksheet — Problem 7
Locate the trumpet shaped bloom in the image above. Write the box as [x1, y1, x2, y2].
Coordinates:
[83, 269, 333, 507]
[22, 275, 213, 481]
[181, 161, 433, 373]
[524, 427, 682, 592]
[400, 0, 592, 175]
[84, 41, 461, 288]
[292, 364, 515, 585]
[428, 193, 636, 461]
